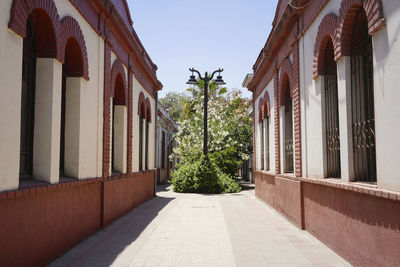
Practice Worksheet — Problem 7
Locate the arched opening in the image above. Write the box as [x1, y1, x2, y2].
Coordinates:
[258, 98, 264, 171]
[139, 104, 145, 171]
[282, 76, 293, 173]
[19, 10, 58, 180]
[19, 19, 36, 179]
[112, 73, 127, 174]
[145, 106, 151, 170]
[350, 8, 376, 182]
[60, 38, 84, 176]
[263, 98, 270, 171]
[323, 38, 341, 178]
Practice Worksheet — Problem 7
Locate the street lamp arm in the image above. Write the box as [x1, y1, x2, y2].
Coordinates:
[210, 68, 224, 80]
[189, 68, 204, 80]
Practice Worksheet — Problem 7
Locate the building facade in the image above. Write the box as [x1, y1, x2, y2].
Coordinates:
[0, 0, 162, 265]
[156, 101, 178, 184]
[247, 0, 400, 265]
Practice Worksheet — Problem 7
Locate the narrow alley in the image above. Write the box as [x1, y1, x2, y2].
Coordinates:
[49, 184, 349, 267]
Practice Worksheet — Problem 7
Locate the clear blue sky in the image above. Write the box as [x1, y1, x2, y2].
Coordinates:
[127, 0, 278, 98]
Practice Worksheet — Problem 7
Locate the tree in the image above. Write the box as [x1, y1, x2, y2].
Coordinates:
[159, 92, 190, 122]
[170, 79, 252, 193]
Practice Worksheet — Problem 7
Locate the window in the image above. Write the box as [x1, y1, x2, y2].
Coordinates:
[260, 120, 264, 170]
[20, 20, 36, 179]
[145, 119, 149, 170]
[283, 81, 294, 173]
[139, 105, 144, 171]
[264, 117, 270, 171]
[351, 9, 376, 182]
[324, 39, 341, 178]
[161, 131, 165, 169]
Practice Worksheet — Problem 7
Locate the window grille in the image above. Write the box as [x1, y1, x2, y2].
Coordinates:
[324, 40, 341, 178]
[284, 87, 294, 173]
[351, 10, 376, 183]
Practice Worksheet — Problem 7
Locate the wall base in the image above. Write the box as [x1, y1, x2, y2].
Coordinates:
[255, 171, 400, 267]
[0, 170, 155, 266]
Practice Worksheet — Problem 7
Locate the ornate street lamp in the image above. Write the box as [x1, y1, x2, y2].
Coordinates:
[187, 68, 225, 155]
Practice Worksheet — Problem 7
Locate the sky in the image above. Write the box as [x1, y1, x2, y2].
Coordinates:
[127, 0, 279, 98]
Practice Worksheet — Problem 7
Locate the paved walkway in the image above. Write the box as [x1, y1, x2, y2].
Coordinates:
[49, 183, 350, 267]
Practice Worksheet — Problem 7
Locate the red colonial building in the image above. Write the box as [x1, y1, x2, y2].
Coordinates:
[0, 0, 162, 265]
[247, 0, 400, 265]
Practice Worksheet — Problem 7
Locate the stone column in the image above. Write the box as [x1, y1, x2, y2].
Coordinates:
[33, 58, 62, 184]
[337, 56, 354, 182]
[113, 105, 127, 173]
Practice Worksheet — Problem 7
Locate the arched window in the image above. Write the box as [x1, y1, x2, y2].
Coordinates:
[282, 77, 293, 173]
[60, 16, 89, 178]
[145, 106, 150, 170]
[323, 39, 341, 178]
[112, 73, 127, 174]
[139, 104, 144, 171]
[19, 19, 36, 179]
[258, 98, 264, 171]
[263, 92, 271, 171]
[351, 9, 376, 182]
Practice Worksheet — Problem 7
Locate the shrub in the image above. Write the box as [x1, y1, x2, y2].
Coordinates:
[171, 155, 241, 194]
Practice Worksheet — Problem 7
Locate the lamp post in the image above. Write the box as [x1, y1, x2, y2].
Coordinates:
[187, 68, 225, 155]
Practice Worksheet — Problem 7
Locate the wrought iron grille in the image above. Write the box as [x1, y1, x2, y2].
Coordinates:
[324, 41, 341, 178]
[284, 97, 294, 173]
[351, 10, 376, 183]
[260, 121, 264, 170]
[265, 118, 270, 171]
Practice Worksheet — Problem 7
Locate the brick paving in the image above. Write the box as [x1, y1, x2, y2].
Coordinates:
[49, 183, 350, 267]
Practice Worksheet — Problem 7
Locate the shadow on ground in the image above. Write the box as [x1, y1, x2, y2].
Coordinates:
[48, 194, 174, 267]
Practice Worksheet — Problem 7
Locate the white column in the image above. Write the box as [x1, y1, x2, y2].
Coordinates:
[0, 33, 22, 191]
[33, 58, 62, 184]
[64, 77, 89, 179]
[337, 56, 354, 182]
[113, 105, 127, 173]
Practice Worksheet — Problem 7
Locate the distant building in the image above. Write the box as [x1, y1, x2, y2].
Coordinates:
[156, 102, 178, 183]
[246, 0, 400, 266]
[0, 0, 162, 265]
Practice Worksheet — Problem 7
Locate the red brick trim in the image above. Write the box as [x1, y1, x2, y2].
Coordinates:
[111, 59, 127, 105]
[335, 0, 385, 60]
[313, 14, 338, 79]
[61, 16, 89, 80]
[279, 58, 294, 105]
[9, 0, 63, 61]
[102, 41, 112, 177]
[127, 69, 133, 173]
[274, 71, 281, 174]
[292, 42, 302, 177]
[145, 98, 152, 123]
[263, 91, 271, 118]
[258, 97, 264, 123]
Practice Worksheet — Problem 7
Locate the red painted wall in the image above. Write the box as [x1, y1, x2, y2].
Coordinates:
[255, 171, 400, 266]
[0, 171, 154, 267]
[255, 171, 302, 228]
[303, 182, 400, 267]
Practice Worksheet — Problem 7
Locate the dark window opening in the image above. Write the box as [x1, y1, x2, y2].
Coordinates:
[139, 106, 144, 171]
[351, 9, 376, 183]
[265, 117, 270, 171]
[324, 39, 341, 178]
[60, 64, 67, 176]
[284, 82, 294, 173]
[20, 20, 36, 179]
[161, 131, 166, 169]
[145, 120, 149, 170]
[260, 120, 264, 170]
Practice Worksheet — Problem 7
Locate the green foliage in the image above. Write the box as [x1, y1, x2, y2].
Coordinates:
[170, 76, 252, 194]
[159, 92, 190, 122]
[171, 154, 241, 194]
